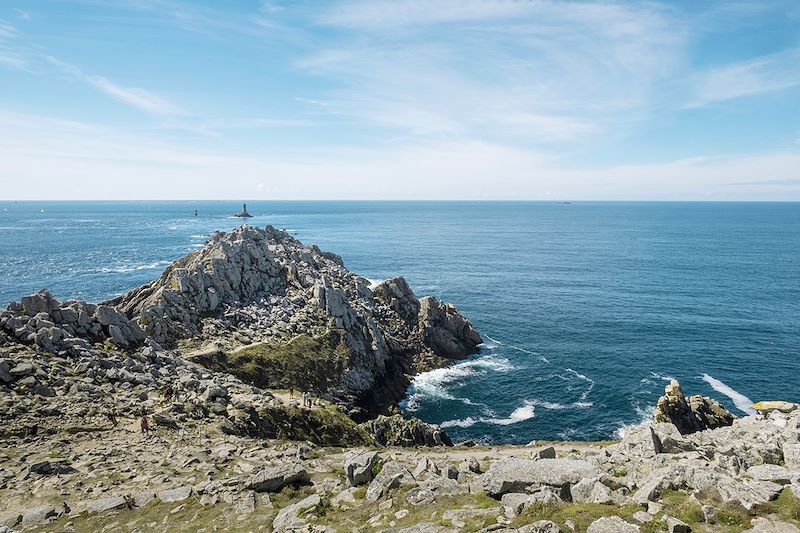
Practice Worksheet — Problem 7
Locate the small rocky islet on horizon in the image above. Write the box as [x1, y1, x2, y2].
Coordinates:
[1, 226, 799, 532]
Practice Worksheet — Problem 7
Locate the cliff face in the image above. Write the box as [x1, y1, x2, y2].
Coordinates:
[2, 225, 482, 418]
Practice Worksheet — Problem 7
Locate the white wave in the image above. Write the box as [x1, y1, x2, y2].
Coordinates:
[440, 417, 478, 428]
[189, 234, 208, 239]
[481, 401, 536, 426]
[366, 278, 386, 290]
[405, 355, 515, 412]
[539, 356, 551, 364]
[530, 399, 593, 410]
[566, 368, 595, 400]
[98, 260, 171, 273]
[483, 335, 503, 348]
[702, 374, 756, 415]
[612, 404, 652, 439]
[509, 344, 535, 355]
[650, 371, 675, 382]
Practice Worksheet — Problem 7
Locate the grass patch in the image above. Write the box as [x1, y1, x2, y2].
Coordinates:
[199, 329, 351, 393]
[515, 501, 642, 531]
[757, 488, 800, 522]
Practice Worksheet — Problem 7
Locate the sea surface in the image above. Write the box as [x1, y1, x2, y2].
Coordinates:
[1, 201, 799, 443]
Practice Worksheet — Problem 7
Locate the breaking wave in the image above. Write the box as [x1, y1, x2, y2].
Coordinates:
[702, 374, 756, 415]
[404, 355, 515, 412]
[439, 398, 591, 429]
[97, 260, 171, 273]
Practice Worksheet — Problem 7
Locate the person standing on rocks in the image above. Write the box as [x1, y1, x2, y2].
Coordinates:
[140, 412, 150, 436]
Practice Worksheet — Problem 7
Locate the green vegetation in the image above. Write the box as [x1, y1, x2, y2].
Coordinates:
[514, 501, 642, 531]
[757, 488, 800, 523]
[243, 402, 374, 446]
[199, 329, 351, 393]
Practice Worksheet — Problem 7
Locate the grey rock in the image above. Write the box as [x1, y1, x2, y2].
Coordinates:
[663, 516, 691, 533]
[518, 521, 562, 533]
[570, 478, 613, 504]
[246, 463, 309, 492]
[536, 446, 556, 459]
[343, 449, 380, 486]
[157, 486, 192, 503]
[132, 491, 156, 508]
[747, 464, 799, 485]
[701, 505, 717, 524]
[76, 496, 128, 514]
[743, 518, 800, 533]
[19, 504, 57, 526]
[587, 516, 640, 533]
[501, 492, 534, 518]
[482, 458, 600, 496]
[272, 493, 320, 532]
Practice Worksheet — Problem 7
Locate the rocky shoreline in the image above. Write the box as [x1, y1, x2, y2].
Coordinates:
[1, 225, 799, 532]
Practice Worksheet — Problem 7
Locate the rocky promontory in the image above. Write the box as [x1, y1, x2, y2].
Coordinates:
[2, 225, 481, 420]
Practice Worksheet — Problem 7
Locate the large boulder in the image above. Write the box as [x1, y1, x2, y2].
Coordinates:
[653, 380, 735, 434]
[482, 458, 600, 497]
[343, 449, 380, 486]
[587, 516, 640, 533]
[246, 463, 310, 493]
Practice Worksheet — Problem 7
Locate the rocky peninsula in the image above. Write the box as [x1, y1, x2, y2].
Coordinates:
[1, 226, 799, 532]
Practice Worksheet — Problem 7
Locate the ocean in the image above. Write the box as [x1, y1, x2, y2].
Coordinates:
[1, 201, 798, 443]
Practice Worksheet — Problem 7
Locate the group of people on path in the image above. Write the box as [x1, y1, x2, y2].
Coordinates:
[289, 388, 318, 408]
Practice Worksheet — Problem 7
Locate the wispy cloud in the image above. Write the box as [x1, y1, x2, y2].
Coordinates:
[46, 56, 186, 115]
[299, 0, 684, 143]
[685, 47, 800, 108]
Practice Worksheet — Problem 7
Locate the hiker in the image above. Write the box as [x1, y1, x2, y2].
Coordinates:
[289, 387, 294, 398]
[140, 414, 150, 435]
[302, 392, 309, 407]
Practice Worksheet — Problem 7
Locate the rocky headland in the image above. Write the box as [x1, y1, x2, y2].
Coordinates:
[1, 225, 799, 532]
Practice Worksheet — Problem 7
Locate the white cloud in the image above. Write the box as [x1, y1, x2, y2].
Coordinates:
[46, 56, 186, 115]
[298, 0, 684, 144]
[685, 47, 800, 108]
[1, 109, 798, 201]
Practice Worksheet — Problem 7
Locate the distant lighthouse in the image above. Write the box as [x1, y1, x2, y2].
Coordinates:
[234, 203, 252, 218]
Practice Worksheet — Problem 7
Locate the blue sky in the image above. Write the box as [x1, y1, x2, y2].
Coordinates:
[1, 0, 799, 200]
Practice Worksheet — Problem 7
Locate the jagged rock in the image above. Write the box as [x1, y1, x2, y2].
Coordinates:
[246, 463, 309, 492]
[587, 516, 640, 532]
[361, 415, 452, 447]
[343, 449, 380, 486]
[653, 380, 735, 435]
[482, 458, 599, 497]
[418, 296, 482, 358]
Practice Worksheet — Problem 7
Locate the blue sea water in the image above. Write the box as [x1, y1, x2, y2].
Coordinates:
[1, 201, 799, 443]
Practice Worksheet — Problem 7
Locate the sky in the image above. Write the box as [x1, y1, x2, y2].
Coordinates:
[1, 0, 799, 200]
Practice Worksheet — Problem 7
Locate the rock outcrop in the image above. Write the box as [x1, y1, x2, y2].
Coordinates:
[2, 225, 482, 418]
[653, 379, 736, 434]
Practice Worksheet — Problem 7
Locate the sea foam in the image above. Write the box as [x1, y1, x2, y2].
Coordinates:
[702, 374, 756, 415]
